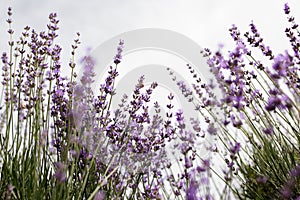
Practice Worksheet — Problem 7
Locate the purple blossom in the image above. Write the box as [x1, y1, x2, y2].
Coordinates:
[94, 191, 105, 200]
[54, 162, 66, 183]
[265, 96, 282, 111]
[256, 176, 268, 184]
[229, 114, 243, 128]
[284, 3, 290, 15]
[187, 179, 198, 200]
[114, 39, 124, 64]
[272, 53, 292, 77]
[185, 156, 193, 169]
[176, 109, 186, 130]
[244, 21, 274, 59]
[280, 186, 292, 199]
[230, 142, 241, 154]
[263, 126, 273, 135]
[233, 94, 244, 110]
[207, 123, 217, 135]
[80, 55, 95, 85]
[290, 165, 300, 177]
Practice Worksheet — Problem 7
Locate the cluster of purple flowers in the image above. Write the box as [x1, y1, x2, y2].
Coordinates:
[42, 29, 213, 199]
[192, 3, 300, 199]
[2, 3, 300, 200]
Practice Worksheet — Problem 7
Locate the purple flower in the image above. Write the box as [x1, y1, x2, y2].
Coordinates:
[80, 55, 95, 85]
[233, 94, 244, 110]
[230, 142, 241, 154]
[54, 162, 66, 183]
[94, 191, 105, 200]
[265, 96, 282, 111]
[290, 165, 300, 177]
[272, 53, 292, 77]
[284, 3, 290, 15]
[230, 115, 243, 128]
[114, 39, 124, 64]
[256, 176, 268, 184]
[244, 21, 274, 59]
[185, 156, 193, 169]
[187, 179, 198, 200]
[281, 186, 292, 199]
[176, 109, 186, 130]
[207, 123, 217, 135]
[263, 126, 273, 135]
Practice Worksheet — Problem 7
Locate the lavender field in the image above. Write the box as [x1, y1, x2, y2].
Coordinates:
[0, 1, 300, 200]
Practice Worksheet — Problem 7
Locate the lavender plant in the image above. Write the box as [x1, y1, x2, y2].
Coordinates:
[0, 7, 215, 200]
[171, 3, 300, 199]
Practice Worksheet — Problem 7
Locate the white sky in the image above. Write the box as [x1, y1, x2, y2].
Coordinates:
[1, 0, 300, 65]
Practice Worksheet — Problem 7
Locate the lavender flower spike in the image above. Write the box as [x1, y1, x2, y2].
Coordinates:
[114, 39, 124, 64]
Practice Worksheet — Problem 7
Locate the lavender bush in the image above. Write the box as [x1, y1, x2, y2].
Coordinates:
[171, 3, 300, 199]
[0, 7, 213, 200]
[0, 3, 300, 200]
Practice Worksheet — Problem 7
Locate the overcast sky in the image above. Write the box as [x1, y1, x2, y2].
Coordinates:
[1, 0, 300, 61]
